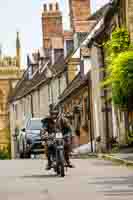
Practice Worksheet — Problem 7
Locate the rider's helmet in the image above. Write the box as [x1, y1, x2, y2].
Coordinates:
[49, 104, 59, 120]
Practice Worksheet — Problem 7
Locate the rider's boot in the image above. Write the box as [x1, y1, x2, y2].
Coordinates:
[45, 161, 51, 170]
[45, 155, 52, 170]
[67, 160, 74, 168]
[65, 152, 74, 168]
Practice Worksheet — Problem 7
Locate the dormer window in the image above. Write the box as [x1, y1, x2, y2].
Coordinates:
[28, 65, 33, 80]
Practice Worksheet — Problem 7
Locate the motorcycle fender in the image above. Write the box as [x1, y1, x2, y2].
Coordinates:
[56, 149, 64, 163]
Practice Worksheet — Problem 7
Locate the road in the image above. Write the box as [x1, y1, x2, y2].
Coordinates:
[0, 158, 133, 200]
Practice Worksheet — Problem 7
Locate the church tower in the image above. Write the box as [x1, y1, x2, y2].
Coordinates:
[16, 32, 21, 68]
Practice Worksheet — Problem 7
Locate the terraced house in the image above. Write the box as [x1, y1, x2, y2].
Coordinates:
[9, 0, 133, 157]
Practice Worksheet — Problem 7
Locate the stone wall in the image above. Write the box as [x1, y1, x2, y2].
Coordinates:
[32, 90, 40, 117]
[90, 45, 113, 151]
[39, 84, 49, 117]
[0, 80, 11, 150]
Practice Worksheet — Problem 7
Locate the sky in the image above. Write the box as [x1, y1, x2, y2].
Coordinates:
[0, 0, 109, 66]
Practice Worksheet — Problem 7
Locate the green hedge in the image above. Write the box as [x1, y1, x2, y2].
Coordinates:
[0, 149, 11, 160]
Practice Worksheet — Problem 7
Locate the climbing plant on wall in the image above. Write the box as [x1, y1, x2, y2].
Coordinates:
[103, 28, 133, 109]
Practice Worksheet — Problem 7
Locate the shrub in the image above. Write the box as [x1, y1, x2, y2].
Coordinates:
[0, 149, 10, 160]
[105, 51, 133, 108]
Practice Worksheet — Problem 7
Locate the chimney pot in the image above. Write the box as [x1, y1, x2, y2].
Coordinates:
[43, 4, 47, 11]
[49, 3, 53, 11]
[56, 2, 59, 10]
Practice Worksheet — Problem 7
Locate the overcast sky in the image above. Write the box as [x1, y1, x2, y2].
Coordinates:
[0, 0, 109, 66]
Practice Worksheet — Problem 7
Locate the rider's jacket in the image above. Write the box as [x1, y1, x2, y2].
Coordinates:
[40, 115, 72, 143]
[57, 115, 72, 137]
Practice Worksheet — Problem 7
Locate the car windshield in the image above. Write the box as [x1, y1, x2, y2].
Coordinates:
[27, 120, 42, 130]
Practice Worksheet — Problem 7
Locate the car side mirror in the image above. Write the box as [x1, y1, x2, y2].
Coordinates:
[21, 128, 26, 132]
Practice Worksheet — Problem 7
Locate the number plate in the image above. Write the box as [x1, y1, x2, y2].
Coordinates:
[56, 132, 63, 139]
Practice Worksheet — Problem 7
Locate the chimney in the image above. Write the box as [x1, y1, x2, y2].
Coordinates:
[43, 4, 47, 11]
[42, 2, 63, 51]
[69, 0, 91, 33]
[49, 3, 53, 11]
[55, 2, 59, 11]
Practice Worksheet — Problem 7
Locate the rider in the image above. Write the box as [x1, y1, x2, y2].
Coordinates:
[57, 112, 74, 168]
[41, 109, 74, 170]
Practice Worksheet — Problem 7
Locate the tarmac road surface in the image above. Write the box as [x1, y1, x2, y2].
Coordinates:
[0, 158, 133, 200]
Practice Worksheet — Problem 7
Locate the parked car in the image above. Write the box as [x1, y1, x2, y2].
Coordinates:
[18, 118, 44, 158]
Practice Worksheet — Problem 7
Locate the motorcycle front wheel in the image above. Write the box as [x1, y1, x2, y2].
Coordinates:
[57, 163, 65, 177]
[56, 150, 65, 177]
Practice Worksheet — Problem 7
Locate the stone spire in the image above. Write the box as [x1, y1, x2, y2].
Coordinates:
[16, 31, 21, 68]
[0, 44, 2, 58]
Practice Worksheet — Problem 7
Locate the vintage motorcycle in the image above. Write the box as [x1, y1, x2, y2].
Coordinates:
[42, 129, 66, 177]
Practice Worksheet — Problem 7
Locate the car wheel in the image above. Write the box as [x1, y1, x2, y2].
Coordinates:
[19, 152, 24, 159]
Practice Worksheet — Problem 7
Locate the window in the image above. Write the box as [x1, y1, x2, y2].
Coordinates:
[84, 57, 91, 75]
[0, 90, 4, 112]
[66, 40, 74, 55]
[58, 77, 61, 96]
[48, 84, 51, 103]
[15, 104, 18, 119]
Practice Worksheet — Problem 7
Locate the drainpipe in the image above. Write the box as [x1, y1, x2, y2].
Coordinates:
[87, 72, 94, 152]
[30, 94, 34, 117]
[100, 45, 110, 152]
[51, 81, 54, 109]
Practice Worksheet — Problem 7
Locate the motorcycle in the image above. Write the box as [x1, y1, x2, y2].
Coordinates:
[42, 129, 65, 177]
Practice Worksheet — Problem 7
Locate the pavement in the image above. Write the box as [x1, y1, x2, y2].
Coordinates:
[108, 153, 133, 161]
[102, 153, 133, 166]
[0, 158, 133, 199]
[109, 147, 133, 162]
